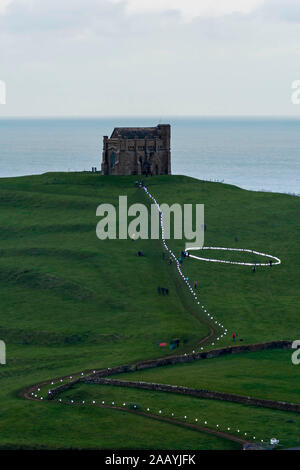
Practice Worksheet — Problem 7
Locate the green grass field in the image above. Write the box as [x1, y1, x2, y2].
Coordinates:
[0, 172, 299, 449]
[115, 349, 299, 403]
[56, 381, 300, 448]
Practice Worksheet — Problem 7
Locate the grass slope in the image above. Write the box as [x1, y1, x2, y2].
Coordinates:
[0, 172, 299, 449]
[115, 349, 299, 403]
[57, 382, 300, 448]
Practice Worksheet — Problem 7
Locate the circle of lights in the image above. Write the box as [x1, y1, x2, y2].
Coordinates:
[185, 246, 281, 267]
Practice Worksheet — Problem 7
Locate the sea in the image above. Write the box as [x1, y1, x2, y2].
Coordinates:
[0, 117, 299, 195]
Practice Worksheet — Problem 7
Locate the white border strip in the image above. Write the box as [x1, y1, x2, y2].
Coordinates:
[186, 247, 281, 267]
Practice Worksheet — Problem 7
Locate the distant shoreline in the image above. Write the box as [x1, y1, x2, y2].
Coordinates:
[1, 117, 299, 194]
[1, 115, 300, 120]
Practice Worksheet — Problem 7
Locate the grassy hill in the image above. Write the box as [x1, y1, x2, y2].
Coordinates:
[0, 172, 299, 449]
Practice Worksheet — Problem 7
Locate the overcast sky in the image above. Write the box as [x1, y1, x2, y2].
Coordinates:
[0, 0, 300, 116]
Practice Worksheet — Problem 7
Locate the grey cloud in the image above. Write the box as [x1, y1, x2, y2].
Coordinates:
[1, 0, 300, 117]
[256, 0, 300, 22]
[1, 0, 123, 33]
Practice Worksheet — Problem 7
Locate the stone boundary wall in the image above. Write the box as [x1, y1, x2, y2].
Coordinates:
[47, 379, 81, 400]
[47, 340, 293, 403]
[87, 340, 292, 380]
[85, 377, 300, 413]
[132, 340, 292, 372]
